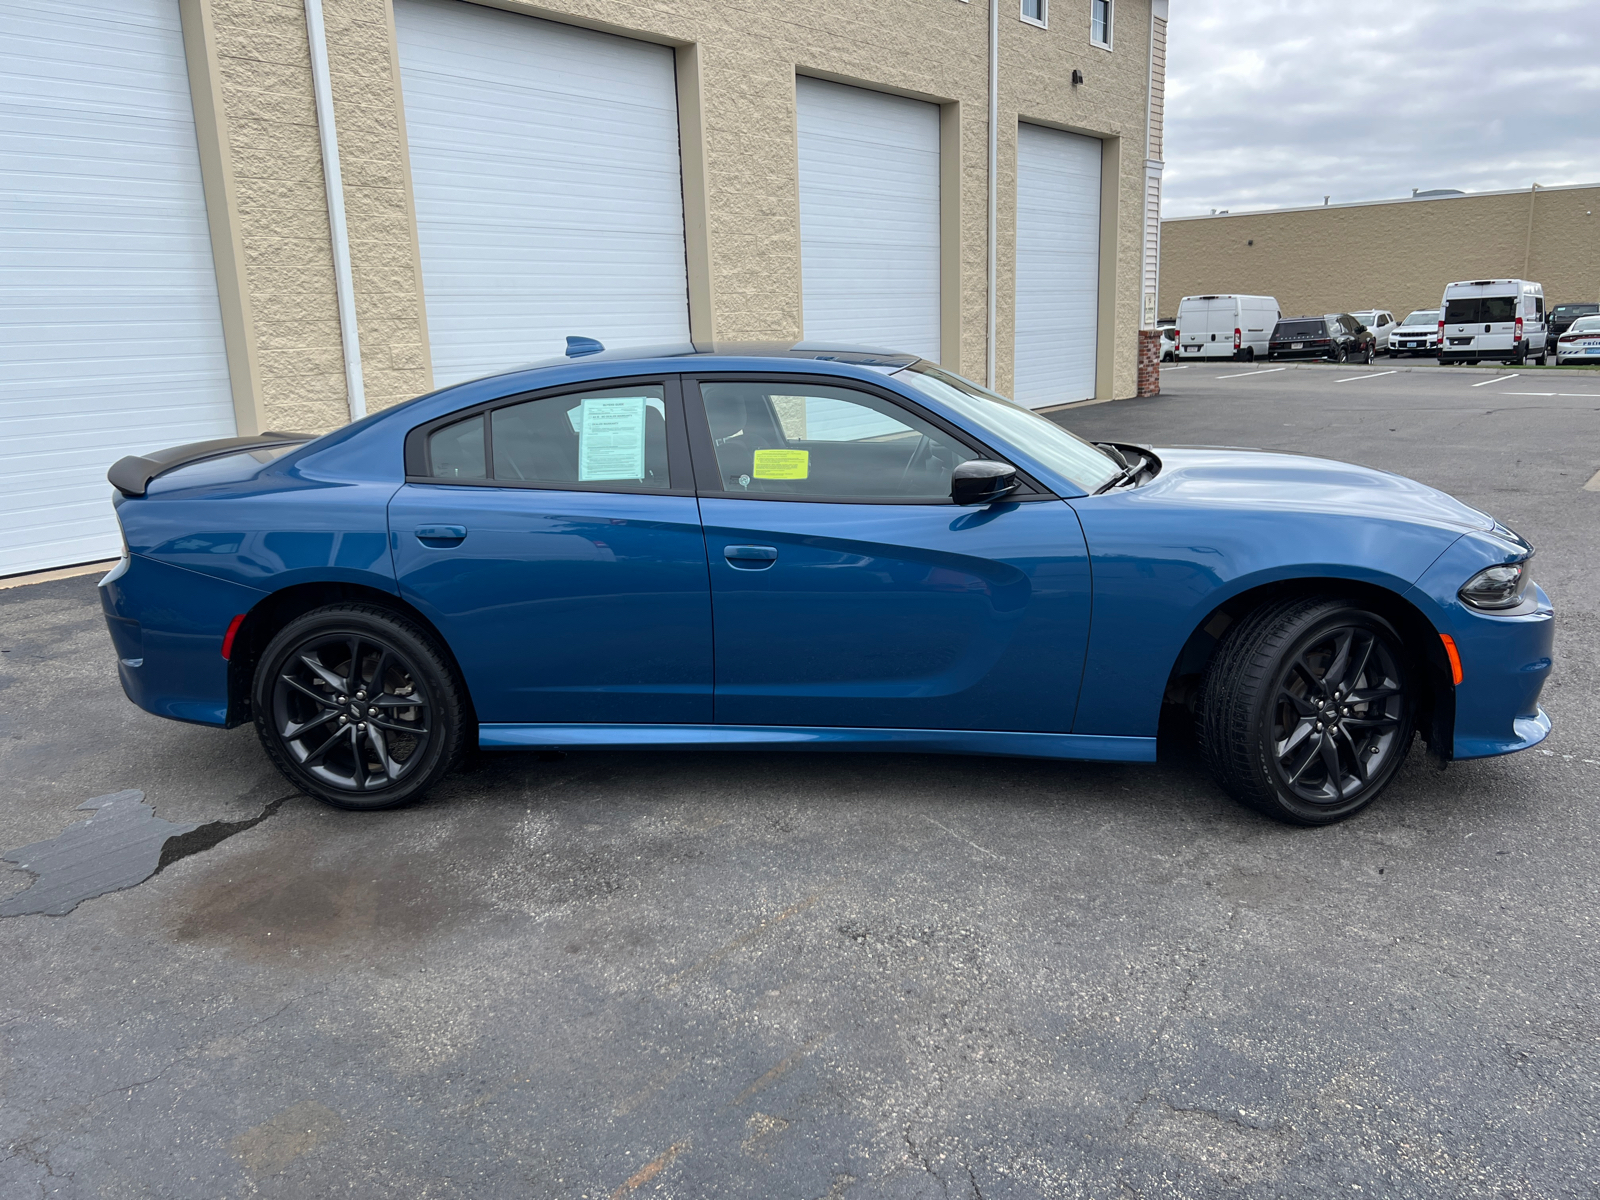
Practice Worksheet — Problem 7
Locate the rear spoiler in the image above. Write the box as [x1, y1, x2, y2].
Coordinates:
[108, 432, 312, 498]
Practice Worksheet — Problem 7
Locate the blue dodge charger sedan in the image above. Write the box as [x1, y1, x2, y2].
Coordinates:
[99, 342, 1553, 825]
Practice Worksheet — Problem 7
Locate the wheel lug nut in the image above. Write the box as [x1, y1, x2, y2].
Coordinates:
[368, 707, 378, 716]
[357, 722, 367, 731]
[339, 715, 348, 723]
[337, 695, 347, 704]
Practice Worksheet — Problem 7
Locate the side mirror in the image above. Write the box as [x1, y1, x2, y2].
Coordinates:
[951, 459, 1018, 506]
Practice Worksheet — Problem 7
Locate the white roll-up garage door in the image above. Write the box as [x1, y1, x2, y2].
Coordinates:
[0, 0, 236, 577]
[1013, 123, 1102, 408]
[394, 0, 691, 388]
[796, 77, 941, 362]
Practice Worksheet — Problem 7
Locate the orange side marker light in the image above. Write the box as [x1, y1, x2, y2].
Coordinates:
[221, 613, 247, 660]
[1439, 634, 1463, 686]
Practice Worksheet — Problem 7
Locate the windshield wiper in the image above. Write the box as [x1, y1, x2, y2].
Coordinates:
[1091, 444, 1148, 494]
[1093, 464, 1138, 494]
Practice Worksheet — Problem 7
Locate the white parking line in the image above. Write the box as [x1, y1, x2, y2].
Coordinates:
[1559, 392, 1600, 397]
[1215, 367, 1286, 380]
[1500, 391, 1557, 396]
[1472, 373, 1515, 386]
[1334, 370, 1399, 383]
[1163, 364, 1190, 370]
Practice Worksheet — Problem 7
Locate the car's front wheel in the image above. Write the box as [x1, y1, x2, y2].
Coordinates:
[252, 604, 468, 810]
[1197, 596, 1415, 825]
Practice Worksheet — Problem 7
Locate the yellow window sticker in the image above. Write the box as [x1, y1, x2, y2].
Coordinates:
[751, 448, 810, 480]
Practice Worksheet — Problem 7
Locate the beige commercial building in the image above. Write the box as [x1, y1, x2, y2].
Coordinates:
[1159, 183, 1600, 322]
[1, 0, 1169, 576]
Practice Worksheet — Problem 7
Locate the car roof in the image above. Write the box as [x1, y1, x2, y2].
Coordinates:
[476, 339, 922, 379]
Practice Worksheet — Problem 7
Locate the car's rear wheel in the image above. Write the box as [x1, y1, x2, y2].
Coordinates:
[252, 604, 468, 810]
[1197, 596, 1415, 825]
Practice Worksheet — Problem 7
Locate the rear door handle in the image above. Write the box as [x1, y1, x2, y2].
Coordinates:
[723, 544, 777, 569]
[415, 524, 467, 545]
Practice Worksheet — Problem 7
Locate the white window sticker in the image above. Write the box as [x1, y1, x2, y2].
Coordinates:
[578, 395, 647, 481]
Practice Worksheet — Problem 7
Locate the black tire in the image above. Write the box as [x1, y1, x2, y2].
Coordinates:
[1332, 345, 1347, 364]
[252, 603, 468, 810]
[1197, 596, 1415, 825]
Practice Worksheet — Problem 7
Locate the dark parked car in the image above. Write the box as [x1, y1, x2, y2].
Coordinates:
[1267, 314, 1374, 363]
[1547, 303, 1600, 353]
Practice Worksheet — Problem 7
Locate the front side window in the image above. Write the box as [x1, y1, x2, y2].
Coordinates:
[1021, 0, 1046, 25]
[699, 381, 974, 502]
[1090, 0, 1112, 46]
[420, 385, 670, 489]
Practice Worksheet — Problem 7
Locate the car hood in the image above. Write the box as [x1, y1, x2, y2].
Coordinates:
[1393, 324, 1436, 333]
[1140, 447, 1495, 533]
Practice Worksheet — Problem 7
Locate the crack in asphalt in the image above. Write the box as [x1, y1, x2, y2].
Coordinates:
[0, 791, 292, 917]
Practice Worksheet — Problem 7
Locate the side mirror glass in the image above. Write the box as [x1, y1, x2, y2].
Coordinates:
[951, 459, 1018, 506]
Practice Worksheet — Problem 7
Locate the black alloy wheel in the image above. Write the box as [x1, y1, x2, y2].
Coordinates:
[1198, 596, 1415, 825]
[252, 604, 467, 810]
[1332, 345, 1347, 364]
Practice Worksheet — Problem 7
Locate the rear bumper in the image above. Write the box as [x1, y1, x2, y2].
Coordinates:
[99, 552, 266, 727]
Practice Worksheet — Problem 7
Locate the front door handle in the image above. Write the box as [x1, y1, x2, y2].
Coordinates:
[724, 544, 777, 569]
[415, 524, 467, 545]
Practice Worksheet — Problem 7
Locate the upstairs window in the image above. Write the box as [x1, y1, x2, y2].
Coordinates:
[1021, 0, 1046, 27]
[1091, 0, 1112, 47]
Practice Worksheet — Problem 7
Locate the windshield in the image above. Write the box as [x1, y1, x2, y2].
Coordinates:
[1402, 310, 1438, 326]
[895, 362, 1121, 493]
[1273, 319, 1326, 338]
[1445, 296, 1517, 323]
[1568, 316, 1600, 334]
[1554, 304, 1599, 320]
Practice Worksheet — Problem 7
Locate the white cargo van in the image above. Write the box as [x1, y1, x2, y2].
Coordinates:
[1438, 279, 1547, 365]
[1175, 295, 1281, 361]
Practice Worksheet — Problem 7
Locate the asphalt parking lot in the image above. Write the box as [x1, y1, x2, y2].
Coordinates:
[3, 362, 1598, 1199]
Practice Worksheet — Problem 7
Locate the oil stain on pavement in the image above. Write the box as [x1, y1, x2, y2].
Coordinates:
[0, 789, 287, 917]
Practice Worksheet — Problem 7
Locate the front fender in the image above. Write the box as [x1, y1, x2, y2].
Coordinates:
[1067, 499, 1465, 738]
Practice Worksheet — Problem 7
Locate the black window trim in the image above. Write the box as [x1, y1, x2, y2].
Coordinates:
[680, 371, 1058, 506]
[403, 374, 695, 497]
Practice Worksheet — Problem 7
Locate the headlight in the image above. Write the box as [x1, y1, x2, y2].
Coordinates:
[1458, 559, 1531, 610]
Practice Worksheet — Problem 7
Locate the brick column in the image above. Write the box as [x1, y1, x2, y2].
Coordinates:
[1137, 329, 1161, 396]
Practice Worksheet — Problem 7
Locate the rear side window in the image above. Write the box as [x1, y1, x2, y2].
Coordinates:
[1445, 296, 1517, 323]
[1274, 319, 1325, 338]
[419, 385, 670, 489]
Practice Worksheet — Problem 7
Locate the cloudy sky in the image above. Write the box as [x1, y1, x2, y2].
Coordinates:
[1162, 0, 1600, 217]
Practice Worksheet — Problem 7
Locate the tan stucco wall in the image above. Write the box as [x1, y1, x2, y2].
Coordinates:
[1160, 186, 1600, 323]
[190, 0, 1161, 431]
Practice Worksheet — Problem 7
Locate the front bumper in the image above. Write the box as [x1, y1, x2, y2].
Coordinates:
[1406, 539, 1555, 760]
